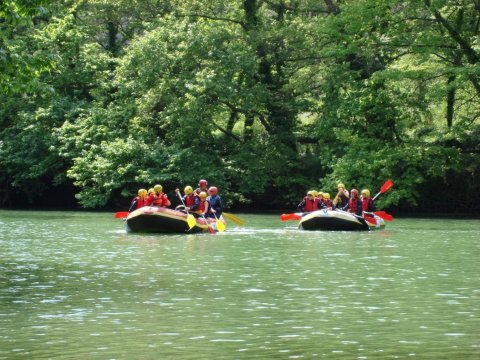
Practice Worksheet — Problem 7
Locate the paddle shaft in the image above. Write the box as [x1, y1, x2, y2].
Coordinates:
[372, 179, 393, 201]
[176, 191, 196, 229]
[201, 213, 216, 234]
[223, 212, 245, 226]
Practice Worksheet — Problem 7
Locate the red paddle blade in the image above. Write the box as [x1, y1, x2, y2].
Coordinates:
[114, 211, 129, 218]
[374, 211, 393, 221]
[207, 226, 216, 234]
[380, 179, 394, 194]
[364, 215, 377, 225]
[280, 213, 302, 221]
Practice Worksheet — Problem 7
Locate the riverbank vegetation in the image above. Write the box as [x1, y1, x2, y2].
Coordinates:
[1, 0, 479, 213]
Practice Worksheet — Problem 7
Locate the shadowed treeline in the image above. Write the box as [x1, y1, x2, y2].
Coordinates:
[1, 0, 479, 214]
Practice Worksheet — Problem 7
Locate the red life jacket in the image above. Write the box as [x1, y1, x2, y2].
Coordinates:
[185, 194, 199, 207]
[199, 199, 209, 212]
[323, 199, 333, 208]
[303, 197, 318, 212]
[134, 196, 148, 209]
[146, 194, 155, 206]
[362, 197, 374, 212]
[348, 198, 361, 213]
[153, 193, 169, 207]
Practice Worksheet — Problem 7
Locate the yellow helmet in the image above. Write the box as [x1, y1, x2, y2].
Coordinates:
[184, 186, 193, 195]
[138, 188, 147, 197]
[361, 189, 370, 197]
[307, 191, 315, 197]
[199, 191, 207, 199]
[337, 183, 345, 189]
[312, 190, 319, 197]
[148, 188, 154, 195]
[154, 184, 163, 193]
[317, 192, 324, 198]
[323, 192, 330, 199]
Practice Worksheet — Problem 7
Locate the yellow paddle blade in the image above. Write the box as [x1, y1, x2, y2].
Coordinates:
[216, 219, 226, 232]
[223, 212, 245, 226]
[186, 214, 196, 229]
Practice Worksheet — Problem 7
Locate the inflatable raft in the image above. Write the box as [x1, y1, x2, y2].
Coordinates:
[298, 209, 385, 231]
[126, 206, 226, 233]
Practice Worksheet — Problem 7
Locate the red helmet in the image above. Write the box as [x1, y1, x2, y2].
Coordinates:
[198, 179, 208, 187]
[208, 186, 218, 196]
[351, 189, 359, 197]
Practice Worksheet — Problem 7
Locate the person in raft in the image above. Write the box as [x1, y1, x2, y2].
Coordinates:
[145, 188, 155, 205]
[129, 188, 148, 212]
[297, 190, 319, 213]
[315, 191, 324, 206]
[341, 188, 363, 216]
[176, 186, 202, 216]
[206, 186, 223, 218]
[199, 191, 210, 217]
[150, 184, 171, 208]
[319, 192, 334, 210]
[361, 189, 375, 213]
[195, 179, 209, 195]
[333, 183, 349, 208]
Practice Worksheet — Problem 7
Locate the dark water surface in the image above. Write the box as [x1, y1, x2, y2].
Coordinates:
[0, 210, 479, 359]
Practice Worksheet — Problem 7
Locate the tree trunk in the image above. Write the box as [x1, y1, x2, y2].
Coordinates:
[446, 74, 456, 129]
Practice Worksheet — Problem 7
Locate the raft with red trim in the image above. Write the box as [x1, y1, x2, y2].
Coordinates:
[298, 209, 385, 231]
[125, 206, 226, 233]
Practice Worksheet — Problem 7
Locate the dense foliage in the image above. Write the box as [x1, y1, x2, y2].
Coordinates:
[1, 0, 479, 213]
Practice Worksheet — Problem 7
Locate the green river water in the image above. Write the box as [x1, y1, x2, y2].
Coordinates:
[0, 210, 479, 359]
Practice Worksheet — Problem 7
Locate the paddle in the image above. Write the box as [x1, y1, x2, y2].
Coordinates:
[374, 211, 393, 221]
[114, 211, 129, 219]
[201, 214, 216, 234]
[363, 214, 377, 225]
[280, 213, 302, 222]
[176, 191, 196, 229]
[213, 213, 226, 232]
[372, 179, 394, 201]
[222, 212, 245, 226]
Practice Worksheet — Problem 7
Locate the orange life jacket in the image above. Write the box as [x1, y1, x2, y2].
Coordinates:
[153, 192, 169, 207]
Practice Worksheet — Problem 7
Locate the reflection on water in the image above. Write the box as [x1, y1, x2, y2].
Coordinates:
[0, 211, 479, 359]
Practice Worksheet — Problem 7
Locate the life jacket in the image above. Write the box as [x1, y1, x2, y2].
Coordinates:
[146, 194, 155, 206]
[134, 196, 147, 209]
[322, 199, 333, 208]
[303, 197, 318, 212]
[208, 195, 223, 215]
[199, 199, 209, 213]
[153, 192, 169, 207]
[348, 198, 361, 213]
[185, 194, 201, 213]
[362, 197, 375, 212]
[337, 193, 349, 208]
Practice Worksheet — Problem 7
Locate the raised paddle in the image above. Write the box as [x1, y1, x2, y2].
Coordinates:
[176, 191, 197, 229]
[114, 211, 129, 219]
[222, 212, 245, 226]
[372, 179, 394, 201]
[280, 213, 302, 222]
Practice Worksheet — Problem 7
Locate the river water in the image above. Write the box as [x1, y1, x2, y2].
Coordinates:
[0, 210, 479, 359]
